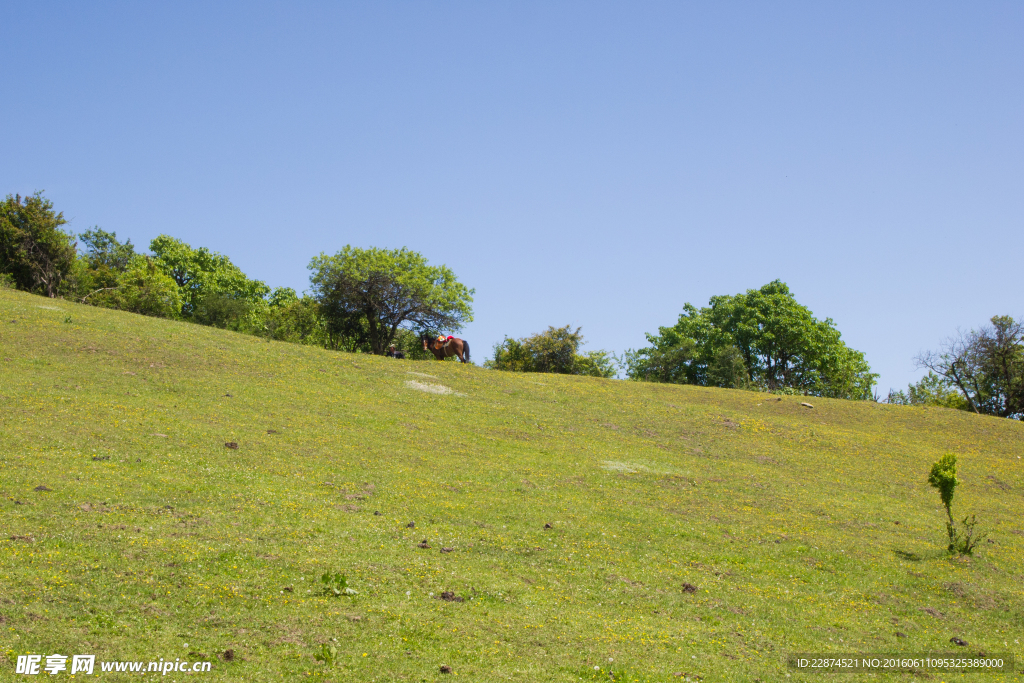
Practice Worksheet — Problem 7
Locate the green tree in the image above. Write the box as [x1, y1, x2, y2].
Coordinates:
[488, 336, 533, 372]
[91, 255, 182, 318]
[523, 325, 583, 374]
[886, 372, 969, 410]
[927, 453, 985, 555]
[0, 192, 77, 297]
[308, 246, 474, 355]
[707, 345, 749, 389]
[65, 228, 138, 302]
[916, 316, 1024, 419]
[574, 350, 618, 379]
[259, 288, 331, 346]
[149, 235, 270, 320]
[624, 280, 876, 399]
[487, 325, 616, 378]
[621, 340, 697, 384]
[79, 228, 136, 271]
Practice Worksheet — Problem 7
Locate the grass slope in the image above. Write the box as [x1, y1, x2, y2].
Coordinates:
[1, 287, 1023, 682]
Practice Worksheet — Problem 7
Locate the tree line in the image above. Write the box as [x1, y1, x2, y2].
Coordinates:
[2, 192, 1020, 419]
[0, 192, 472, 359]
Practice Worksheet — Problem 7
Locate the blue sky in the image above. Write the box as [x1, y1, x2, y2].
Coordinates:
[3, 1, 1022, 393]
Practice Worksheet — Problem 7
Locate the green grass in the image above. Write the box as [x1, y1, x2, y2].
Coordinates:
[1, 287, 1022, 682]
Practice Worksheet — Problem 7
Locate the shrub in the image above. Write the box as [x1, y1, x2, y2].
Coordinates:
[85, 255, 182, 318]
[574, 350, 617, 378]
[0, 192, 77, 297]
[488, 325, 615, 377]
[887, 372, 969, 410]
[320, 572, 357, 597]
[927, 453, 985, 555]
[488, 336, 533, 372]
[313, 643, 338, 667]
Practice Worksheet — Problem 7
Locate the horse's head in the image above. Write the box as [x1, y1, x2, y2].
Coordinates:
[422, 337, 430, 351]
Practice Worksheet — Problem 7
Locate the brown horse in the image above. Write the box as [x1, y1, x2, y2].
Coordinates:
[422, 336, 471, 363]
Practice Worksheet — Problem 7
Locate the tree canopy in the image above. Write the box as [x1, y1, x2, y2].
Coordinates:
[149, 235, 270, 322]
[79, 227, 136, 271]
[624, 280, 876, 399]
[487, 325, 617, 378]
[308, 246, 474, 355]
[916, 315, 1024, 419]
[886, 371, 968, 410]
[0, 192, 77, 297]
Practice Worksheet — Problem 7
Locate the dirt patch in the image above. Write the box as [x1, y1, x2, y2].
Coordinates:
[270, 625, 304, 646]
[986, 475, 1011, 491]
[921, 607, 944, 618]
[943, 582, 967, 598]
[405, 380, 462, 396]
[436, 591, 464, 603]
[601, 461, 644, 473]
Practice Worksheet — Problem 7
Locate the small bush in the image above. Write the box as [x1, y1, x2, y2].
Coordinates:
[488, 325, 615, 377]
[320, 572, 357, 597]
[313, 643, 337, 667]
[927, 453, 986, 555]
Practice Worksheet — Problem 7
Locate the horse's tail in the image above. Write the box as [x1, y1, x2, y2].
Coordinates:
[463, 339, 470, 363]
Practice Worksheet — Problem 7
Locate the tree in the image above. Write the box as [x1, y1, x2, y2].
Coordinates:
[487, 325, 616, 378]
[94, 255, 182, 318]
[257, 288, 332, 346]
[916, 316, 1024, 419]
[886, 372, 969, 410]
[927, 453, 985, 555]
[488, 336, 533, 372]
[149, 235, 270, 320]
[79, 227, 136, 271]
[624, 280, 876, 399]
[621, 339, 697, 384]
[0, 192, 77, 297]
[65, 228, 138, 302]
[574, 350, 618, 379]
[523, 325, 583, 374]
[308, 246, 474, 355]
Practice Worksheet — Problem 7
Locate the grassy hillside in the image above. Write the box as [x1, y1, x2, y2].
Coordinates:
[1, 287, 1022, 682]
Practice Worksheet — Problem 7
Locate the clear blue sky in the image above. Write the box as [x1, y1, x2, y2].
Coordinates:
[3, 2, 1022, 394]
